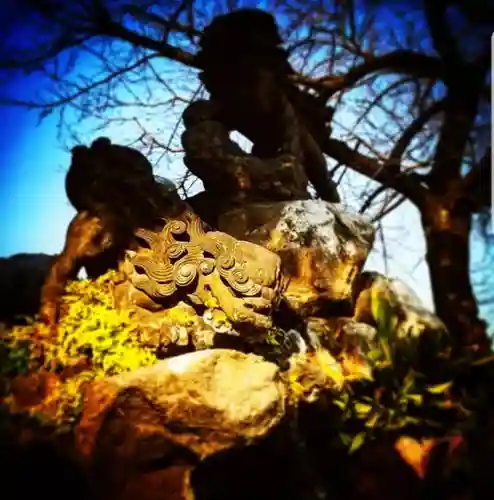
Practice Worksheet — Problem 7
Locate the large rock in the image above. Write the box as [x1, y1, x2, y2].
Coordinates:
[353, 271, 447, 342]
[218, 200, 375, 316]
[75, 349, 286, 498]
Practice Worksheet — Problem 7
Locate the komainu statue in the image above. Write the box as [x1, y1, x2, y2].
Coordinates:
[115, 210, 284, 331]
[195, 8, 340, 203]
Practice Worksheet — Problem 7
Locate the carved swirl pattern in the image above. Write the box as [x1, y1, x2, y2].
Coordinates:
[124, 211, 279, 313]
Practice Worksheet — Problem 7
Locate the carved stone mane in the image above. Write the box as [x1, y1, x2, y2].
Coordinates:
[119, 210, 284, 330]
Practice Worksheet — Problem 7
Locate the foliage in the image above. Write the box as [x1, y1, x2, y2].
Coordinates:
[1, 271, 157, 430]
[0, 338, 31, 378]
[44, 271, 157, 374]
[286, 288, 494, 456]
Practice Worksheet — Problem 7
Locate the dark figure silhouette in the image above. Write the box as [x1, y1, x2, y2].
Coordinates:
[195, 9, 340, 204]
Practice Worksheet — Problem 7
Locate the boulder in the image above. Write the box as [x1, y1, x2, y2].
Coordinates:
[353, 271, 447, 342]
[218, 200, 375, 317]
[305, 316, 378, 354]
[75, 349, 286, 498]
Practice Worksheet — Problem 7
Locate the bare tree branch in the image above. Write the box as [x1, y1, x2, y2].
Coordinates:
[291, 50, 444, 95]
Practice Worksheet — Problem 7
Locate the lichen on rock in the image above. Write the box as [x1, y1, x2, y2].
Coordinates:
[218, 199, 375, 317]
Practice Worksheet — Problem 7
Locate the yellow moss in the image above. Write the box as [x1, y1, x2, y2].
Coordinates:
[202, 294, 220, 309]
[204, 308, 232, 332]
[43, 270, 157, 376]
[265, 329, 283, 346]
[287, 372, 305, 397]
[164, 303, 200, 328]
[267, 228, 286, 251]
[4, 270, 157, 429]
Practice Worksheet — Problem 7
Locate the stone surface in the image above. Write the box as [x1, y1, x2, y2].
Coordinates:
[181, 99, 310, 206]
[196, 10, 341, 204]
[76, 349, 285, 464]
[306, 316, 378, 354]
[113, 299, 232, 357]
[72, 349, 286, 499]
[353, 271, 447, 342]
[218, 200, 375, 316]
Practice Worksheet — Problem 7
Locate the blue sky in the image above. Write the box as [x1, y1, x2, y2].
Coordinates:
[0, 78, 74, 255]
[0, 1, 491, 329]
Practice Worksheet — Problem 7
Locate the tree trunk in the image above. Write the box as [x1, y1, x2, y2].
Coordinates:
[422, 196, 490, 352]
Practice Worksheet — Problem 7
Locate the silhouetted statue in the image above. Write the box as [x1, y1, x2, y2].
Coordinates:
[181, 99, 311, 224]
[195, 8, 340, 204]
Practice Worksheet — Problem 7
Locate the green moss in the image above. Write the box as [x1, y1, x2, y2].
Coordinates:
[0, 338, 31, 377]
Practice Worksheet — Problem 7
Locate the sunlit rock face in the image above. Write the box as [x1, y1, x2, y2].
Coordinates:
[353, 271, 447, 344]
[218, 200, 375, 317]
[0, 253, 56, 323]
[306, 316, 378, 354]
[75, 349, 286, 498]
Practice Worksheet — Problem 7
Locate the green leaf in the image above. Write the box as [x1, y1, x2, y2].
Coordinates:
[426, 381, 453, 394]
[370, 285, 386, 330]
[339, 433, 353, 446]
[340, 391, 350, 404]
[402, 370, 417, 394]
[354, 402, 373, 417]
[472, 355, 494, 366]
[365, 412, 380, 428]
[401, 416, 422, 426]
[387, 408, 396, 422]
[379, 338, 393, 364]
[366, 349, 383, 362]
[406, 394, 423, 405]
[333, 399, 347, 410]
[370, 282, 394, 339]
[349, 432, 366, 454]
